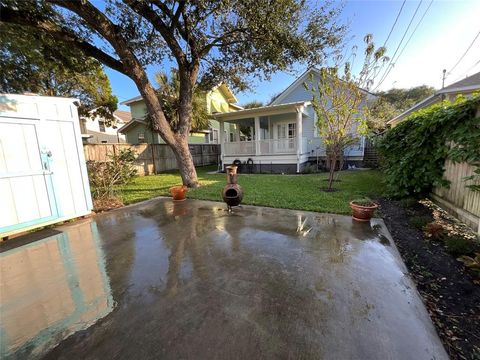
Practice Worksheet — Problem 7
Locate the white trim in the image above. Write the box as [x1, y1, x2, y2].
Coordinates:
[213, 101, 310, 121]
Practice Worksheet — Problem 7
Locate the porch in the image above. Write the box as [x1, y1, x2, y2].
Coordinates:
[213, 101, 311, 172]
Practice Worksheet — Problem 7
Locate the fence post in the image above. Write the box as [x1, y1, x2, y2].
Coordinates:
[151, 144, 157, 174]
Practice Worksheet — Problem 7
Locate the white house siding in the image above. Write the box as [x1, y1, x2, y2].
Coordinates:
[272, 70, 366, 159]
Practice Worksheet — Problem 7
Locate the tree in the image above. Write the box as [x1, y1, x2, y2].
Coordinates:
[1, 0, 344, 187]
[242, 101, 264, 109]
[367, 96, 398, 131]
[0, 23, 118, 123]
[368, 85, 436, 130]
[155, 69, 209, 133]
[304, 34, 388, 191]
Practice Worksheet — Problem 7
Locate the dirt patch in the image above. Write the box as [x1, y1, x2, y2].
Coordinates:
[93, 196, 124, 212]
[378, 198, 480, 360]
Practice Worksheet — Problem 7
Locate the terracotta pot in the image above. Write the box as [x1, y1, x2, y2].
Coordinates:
[170, 185, 188, 202]
[350, 201, 378, 222]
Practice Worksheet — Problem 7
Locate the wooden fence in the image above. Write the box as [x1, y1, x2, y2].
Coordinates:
[83, 143, 220, 176]
[431, 160, 480, 235]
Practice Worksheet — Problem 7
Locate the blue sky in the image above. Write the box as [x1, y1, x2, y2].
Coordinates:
[108, 0, 480, 110]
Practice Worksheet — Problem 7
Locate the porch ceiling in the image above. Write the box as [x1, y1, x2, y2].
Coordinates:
[213, 101, 310, 121]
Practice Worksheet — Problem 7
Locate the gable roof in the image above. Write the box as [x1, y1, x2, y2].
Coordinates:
[441, 71, 480, 93]
[269, 67, 375, 106]
[117, 119, 147, 133]
[113, 110, 132, 123]
[387, 71, 480, 125]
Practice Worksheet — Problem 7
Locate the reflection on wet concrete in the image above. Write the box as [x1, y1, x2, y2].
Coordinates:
[0, 223, 113, 359]
[1, 198, 447, 360]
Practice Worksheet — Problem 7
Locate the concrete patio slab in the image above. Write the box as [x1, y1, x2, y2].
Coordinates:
[0, 198, 448, 360]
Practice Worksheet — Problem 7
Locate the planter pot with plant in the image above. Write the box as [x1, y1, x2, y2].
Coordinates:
[170, 185, 188, 201]
[350, 198, 378, 222]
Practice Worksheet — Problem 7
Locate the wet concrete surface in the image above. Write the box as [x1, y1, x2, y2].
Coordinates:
[0, 198, 448, 360]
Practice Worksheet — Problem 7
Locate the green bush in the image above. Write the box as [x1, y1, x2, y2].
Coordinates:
[444, 236, 477, 256]
[376, 94, 480, 198]
[409, 215, 431, 229]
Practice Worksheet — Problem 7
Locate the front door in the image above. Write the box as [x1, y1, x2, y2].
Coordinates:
[275, 123, 296, 152]
[0, 120, 59, 234]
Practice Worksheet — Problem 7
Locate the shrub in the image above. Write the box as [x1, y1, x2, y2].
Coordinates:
[424, 222, 445, 241]
[409, 215, 431, 229]
[444, 236, 476, 256]
[350, 197, 376, 206]
[87, 148, 137, 199]
[376, 94, 480, 198]
[399, 197, 418, 209]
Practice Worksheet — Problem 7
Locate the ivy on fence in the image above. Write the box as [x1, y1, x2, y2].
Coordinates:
[376, 94, 480, 198]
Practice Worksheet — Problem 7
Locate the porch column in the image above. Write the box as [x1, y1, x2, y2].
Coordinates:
[254, 116, 261, 155]
[219, 121, 225, 165]
[296, 107, 303, 172]
[235, 123, 241, 142]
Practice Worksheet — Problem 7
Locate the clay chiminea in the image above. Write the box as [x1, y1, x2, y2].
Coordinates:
[222, 165, 243, 211]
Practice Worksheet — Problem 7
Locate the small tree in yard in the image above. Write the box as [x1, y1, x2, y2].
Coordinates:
[304, 34, 388, 191]
[1, 0, 345, 188]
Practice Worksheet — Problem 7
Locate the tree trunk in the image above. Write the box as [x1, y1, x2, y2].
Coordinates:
[172, 137, 199, 188]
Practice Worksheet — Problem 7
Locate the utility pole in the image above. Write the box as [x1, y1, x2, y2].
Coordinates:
[442, 69, 446, 89]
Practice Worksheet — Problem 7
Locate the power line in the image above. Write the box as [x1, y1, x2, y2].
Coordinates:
[374, 0, 424, 91]
[394, 0, 433, 69]
[451, 58, 480, 83]
[383, 0, 407, 47]
[446, 30, 480, 77]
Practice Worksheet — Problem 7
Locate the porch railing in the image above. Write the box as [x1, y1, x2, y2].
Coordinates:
[223, 137, 308, 156]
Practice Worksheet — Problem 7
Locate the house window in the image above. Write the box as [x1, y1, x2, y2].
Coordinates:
[288, 123, 296, 138]
[99, 121, 106, 132]
[208, 129, 219, 143]
[229, 132, 235, 142]
[138, 132, 145, 143]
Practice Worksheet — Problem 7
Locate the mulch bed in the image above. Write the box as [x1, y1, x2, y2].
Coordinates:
[378, 198, 480, 360]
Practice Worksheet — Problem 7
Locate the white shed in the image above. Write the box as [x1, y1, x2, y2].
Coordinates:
[0, 94, 93, 238]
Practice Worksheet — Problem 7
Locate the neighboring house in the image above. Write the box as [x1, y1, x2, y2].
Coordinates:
[388, 71, 480, 127]
[80, 110, 130, 143]
[213, 68, 374, 173]
[119, 83, 241, 144]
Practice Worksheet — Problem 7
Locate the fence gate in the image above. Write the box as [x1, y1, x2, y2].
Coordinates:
[0, 94, 92, 237]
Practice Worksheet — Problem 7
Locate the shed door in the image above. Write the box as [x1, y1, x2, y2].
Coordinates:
[0, 120, 59, 233]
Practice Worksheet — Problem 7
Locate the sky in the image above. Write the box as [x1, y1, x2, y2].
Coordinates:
[107, 0, 480, 110]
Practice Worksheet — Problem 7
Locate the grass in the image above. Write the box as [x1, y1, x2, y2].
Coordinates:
[118, 166, 385, 215]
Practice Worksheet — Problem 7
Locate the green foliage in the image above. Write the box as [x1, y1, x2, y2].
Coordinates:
[409, 215, 432, 230]
[242, 101, 264, 109]
[369, 86, 436, 131]
[377, 95, 480, 197]
[87, 149, 137, 199]
[463, 168, 480, 192]
[445, 236, 477, 256]
[154, 69, 209, 132]
[399, 197, 418, 208]
[0, 23, 118, 123]
[351, 197, 376, 207]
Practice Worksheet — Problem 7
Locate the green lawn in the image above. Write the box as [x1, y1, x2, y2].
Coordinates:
[118, 166, 385, 215]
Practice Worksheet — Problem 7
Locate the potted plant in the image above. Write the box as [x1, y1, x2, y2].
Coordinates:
[350, 197, 378, 222]
[170, 185, 188, 201]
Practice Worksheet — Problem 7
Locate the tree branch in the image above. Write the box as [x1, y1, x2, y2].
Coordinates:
[122, 0, 187, 66]
[0, 6, 127, 75]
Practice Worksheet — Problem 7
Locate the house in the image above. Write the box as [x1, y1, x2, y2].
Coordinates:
[80, 110, 130, 143]
[388, 71, 480, 127]
[119, 83, 241, 144]
[213, 68, 374, 173]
